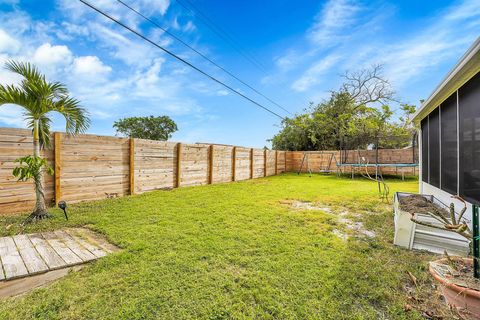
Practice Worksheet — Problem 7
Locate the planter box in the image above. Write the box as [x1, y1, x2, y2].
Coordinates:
[393, 192, 470, 256]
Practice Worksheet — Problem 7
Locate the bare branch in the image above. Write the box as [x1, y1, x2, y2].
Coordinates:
[341, 64, 396, 108]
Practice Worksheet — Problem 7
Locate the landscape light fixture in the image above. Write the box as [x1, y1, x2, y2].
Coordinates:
[58, 200, 68, 221]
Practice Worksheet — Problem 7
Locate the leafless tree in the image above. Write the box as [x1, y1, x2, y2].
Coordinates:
[341, 64, 397, 108]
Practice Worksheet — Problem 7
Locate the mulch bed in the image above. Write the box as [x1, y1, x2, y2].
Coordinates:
[399, 194, 449, 217]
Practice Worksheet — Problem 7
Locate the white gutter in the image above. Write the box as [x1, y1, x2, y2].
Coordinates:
[412, 37, 480, 123]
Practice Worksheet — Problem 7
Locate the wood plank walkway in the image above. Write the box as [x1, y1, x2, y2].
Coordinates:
[0, 228, 116, 281]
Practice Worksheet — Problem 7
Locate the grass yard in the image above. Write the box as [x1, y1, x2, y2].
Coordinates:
[0, 174, 454, 319]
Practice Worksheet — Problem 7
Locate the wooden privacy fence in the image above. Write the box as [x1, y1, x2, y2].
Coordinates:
[0, 128, 286, 215]
[288, 149, 418, 176]
[0, 128, 417, 215]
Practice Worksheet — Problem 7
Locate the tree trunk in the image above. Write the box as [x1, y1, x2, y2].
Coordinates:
[32, 119, 48, 219]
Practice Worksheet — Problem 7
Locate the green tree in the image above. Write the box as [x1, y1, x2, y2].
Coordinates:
[113, 115, 178, 141]
[0, 61, 90, 220]
[271, 65, 416, 151]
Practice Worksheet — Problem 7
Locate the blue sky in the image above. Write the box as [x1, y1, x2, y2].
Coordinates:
[0, 0, 479, 147]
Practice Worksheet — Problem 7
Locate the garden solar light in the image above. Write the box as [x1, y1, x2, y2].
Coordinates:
[58, 201, 68, 220]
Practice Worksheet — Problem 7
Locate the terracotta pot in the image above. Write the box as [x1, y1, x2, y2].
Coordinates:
[429, 258, 480, 319]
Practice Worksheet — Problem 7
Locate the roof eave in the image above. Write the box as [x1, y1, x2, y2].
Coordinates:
[412, 37, 480, 123]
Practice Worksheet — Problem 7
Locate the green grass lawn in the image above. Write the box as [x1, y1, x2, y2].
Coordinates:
[0, 174, 452, 319]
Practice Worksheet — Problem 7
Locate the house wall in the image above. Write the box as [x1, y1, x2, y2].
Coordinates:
[418, 70, 480, 223]
[418, 71, 480, 226]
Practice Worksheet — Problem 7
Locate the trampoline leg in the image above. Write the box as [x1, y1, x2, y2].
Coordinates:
[377, 166, 381, 193]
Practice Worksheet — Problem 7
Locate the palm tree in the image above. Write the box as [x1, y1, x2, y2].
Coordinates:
[0, 60, 90, 220]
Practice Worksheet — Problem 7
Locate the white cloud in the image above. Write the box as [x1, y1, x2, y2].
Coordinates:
[275, 50, 298, 71]
[171, 16, 181, 30]
[145, 0, 170, 16]
[291, 54, 340, 92]
[32, 43, 73, 68]
[262, 0, 366, 88]
[56, 0, 170, 28]
[0, 29, 20, 54]
[375, 0, 480, 87]
[445, 0, 480, 20]
[308, 0, 361, 46]
[183, 21, 196, 33]
[55, 21, 91, 41]
[89, 22, 168, 67]
[0, 104, 28, 127]
[132, 58, 176, 99]
[216, 90, 229, 96]
[72, 56, 112, 77]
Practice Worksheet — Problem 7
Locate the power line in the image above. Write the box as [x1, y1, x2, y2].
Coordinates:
[78, 0, 285, 120]
[115, 0, 292, 116]
[177, 0, 266, 72]
[175, 0, 267, 73]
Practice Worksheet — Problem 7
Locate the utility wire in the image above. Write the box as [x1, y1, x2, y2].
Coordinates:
[175, 0, 267, 73]
[78, 0, 285, 120]
[115, 0, 292, 116]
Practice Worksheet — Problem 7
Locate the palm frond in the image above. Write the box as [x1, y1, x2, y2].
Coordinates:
[48, 82, 69, 100]
[52, 97, 90, 134]
[0, 84, 32, 110]
[4, 60, 44, 84]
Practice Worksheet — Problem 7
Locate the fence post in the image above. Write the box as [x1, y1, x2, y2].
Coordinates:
[284, 151, 287, 172]
[250, 148, 254, 179]
[176, 143, 182, 188]
[473, 205, 479, 279]
[264, 149, 267, 177]
[129, 138, 135, 195]
[275, 150, 278, 175]
[54, 132, 61, 205]
[232, 146, 236, 181]
[208, 145, 214, 184]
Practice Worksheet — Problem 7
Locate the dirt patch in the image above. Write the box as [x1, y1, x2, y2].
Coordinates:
[332, 229, 348, 240]
[399, 194, 449, 217]
[280, 200, 332, 213]
[224, 264, 246, 278]
[282, 200, 375, 240]
[338, 218, 376, 238]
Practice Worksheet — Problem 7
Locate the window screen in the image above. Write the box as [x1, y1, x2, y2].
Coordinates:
[421, 117, 429, 183]
[429, 108, 440, 187]
[441, 94, 458, 194]
[459, 72, 480, 203]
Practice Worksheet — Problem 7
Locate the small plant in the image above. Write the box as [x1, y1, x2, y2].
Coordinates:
[13, 155, 54, 222]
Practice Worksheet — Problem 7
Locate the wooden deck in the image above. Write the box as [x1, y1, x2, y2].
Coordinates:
[0, 228, 116, 281]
